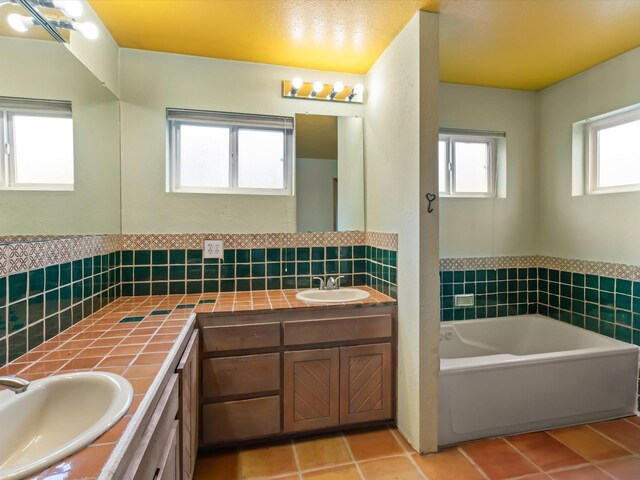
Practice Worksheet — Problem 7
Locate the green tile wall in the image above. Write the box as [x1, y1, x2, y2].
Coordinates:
[440, 266, 640, 348]
[537, 268, 640, 346]
[440, 268, 538, 321]
[120, 245, 371, 296]
[0, 252, 121, 367]
[366, 246, 397, 299]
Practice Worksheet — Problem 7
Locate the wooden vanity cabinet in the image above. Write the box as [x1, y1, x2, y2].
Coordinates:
[198, 305, 396, 447]
[120, 326, 199, 480]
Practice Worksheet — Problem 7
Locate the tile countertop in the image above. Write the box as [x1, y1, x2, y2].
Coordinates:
[0, 286, 394, 480]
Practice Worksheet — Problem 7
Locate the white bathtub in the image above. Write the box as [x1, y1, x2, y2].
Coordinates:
[439, 314, 639, 446]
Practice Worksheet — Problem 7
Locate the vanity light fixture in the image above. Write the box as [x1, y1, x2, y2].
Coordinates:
[310, 81, 324, 98]
[4, 0, 97, 42]
[289, 77, 303, 96]
[281, 79, 364, 104]
[347, 84, 364, 102]
[328, 81, 344, 100]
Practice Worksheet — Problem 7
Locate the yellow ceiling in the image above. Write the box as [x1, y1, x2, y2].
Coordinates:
[87, 0, 640, 91]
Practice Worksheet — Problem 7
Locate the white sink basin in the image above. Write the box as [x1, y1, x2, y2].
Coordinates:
[296, 288, 371, 303]
[0, 371, 133, 480]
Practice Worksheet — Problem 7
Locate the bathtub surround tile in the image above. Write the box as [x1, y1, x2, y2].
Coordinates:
[460, 438, 539, 479]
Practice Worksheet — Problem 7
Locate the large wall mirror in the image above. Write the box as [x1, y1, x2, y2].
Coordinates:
[0, 8, 120, 239]
[295, 114, 365, 232]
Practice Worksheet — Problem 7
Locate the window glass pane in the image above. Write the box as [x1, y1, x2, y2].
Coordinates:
[238, 129, 284, 189]
[13, 115, 73, 185]
[438, 140, 447, 192]
[179, 124, 229, 188]
[454, 141, 489, 193]
[597, 118, 640, 188]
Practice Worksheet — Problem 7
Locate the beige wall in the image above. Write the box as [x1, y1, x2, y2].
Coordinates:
[119, 49, 364, 233]
[439, 84, 538, 258]
[0, 37, 121, 235]
[538, 46, 640, 265]
[364, 11, 440, 452]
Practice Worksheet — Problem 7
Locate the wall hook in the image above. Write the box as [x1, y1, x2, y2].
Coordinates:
[425, 193, 437, 213]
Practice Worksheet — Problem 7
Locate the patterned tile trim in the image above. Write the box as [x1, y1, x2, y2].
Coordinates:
[440, 256, 640, 281]
[365, 232, 398, 251]
[1, 235, 120, 275]
[440, 256, 538, 271]
[120, 231, 396, 250]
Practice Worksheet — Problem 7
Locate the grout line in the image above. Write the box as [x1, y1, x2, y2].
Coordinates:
[340, 432, 366, 480]
[501, 437, 546, 475]
[291, 438, 302, 478]
[456, 446, 491, 480]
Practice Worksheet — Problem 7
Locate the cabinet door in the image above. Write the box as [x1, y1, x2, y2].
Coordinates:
[283, 348, 340, 432]
[340, 343, 392, 424]
[177, 330, 199, 480]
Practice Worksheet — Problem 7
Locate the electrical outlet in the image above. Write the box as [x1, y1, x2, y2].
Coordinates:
[203, 240, 224, 259]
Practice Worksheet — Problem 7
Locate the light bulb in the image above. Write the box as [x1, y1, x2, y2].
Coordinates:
[332, 82, 344, 93]
[312, 81, 323, 93]
[53, 0, 83, 18]
[74, 21, 98, 40]
[7, 13, 33, 33]
[353, 84, 364, 96]
[291, 77, 303, 89]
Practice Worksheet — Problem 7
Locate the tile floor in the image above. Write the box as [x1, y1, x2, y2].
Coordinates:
[194, 417, 640, 479]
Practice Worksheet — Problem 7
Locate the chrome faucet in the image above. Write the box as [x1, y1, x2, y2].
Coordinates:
[313, 276, 344, 291]
[0, 376, 30, 394]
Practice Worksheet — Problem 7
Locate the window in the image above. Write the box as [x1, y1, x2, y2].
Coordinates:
[167, 109, 294, 195]
[585, 106, 640, 194]
[439, 130, 501, 197]
[0, 97, 73, 190]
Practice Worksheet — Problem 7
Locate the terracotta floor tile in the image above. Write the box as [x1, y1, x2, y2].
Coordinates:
[295, 434, 352, 471]
[344, 427, 404, 461]
[590, 420, 640, 454]
[624, 416, 640, 428]
[549, 425, 631, 462]
[598, 456, 640, 479]
[303, 464, 360, 479]
[519, 475, 552, 479]
[239, 442, 297, 478]
[412, 449, 484, 480]
[549, 465, 611, 480]
[508, 431, 588, 471]
[461, 438, 539, 480]
[390, 428, 417, 453]
[358, 456, 423, 480]
[195, 450, 239, 480]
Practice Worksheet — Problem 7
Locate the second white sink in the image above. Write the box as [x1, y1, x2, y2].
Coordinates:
[0, 371, 133, 480]
[296, 288, 371, 303]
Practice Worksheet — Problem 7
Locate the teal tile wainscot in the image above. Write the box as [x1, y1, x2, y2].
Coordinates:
[119, 232, 398, 298]
[440, 256, 640, 347]
[0, 236, 121, 366]
[0, 231, 398, 367]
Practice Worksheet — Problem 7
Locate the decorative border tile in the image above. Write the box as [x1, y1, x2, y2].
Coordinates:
[3, 235, 120, 275]
[364, 232, 398, 251]
[440, 256, 640, 281]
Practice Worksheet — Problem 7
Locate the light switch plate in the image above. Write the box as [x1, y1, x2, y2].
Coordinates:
[203, 240, 224, 259]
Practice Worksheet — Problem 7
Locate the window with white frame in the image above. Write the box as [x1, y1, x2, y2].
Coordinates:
[438, 130, 501, 197]
[167, 109, 294, 195]
[585, 105, 640, 194]
[0, 97, 74, 190]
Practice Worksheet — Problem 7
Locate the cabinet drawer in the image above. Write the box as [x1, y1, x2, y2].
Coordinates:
[203, 353, 280, 398]
[202, 323, 280, 352]
[284, 315, 392, 346]
[202, 396, 281, 444]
